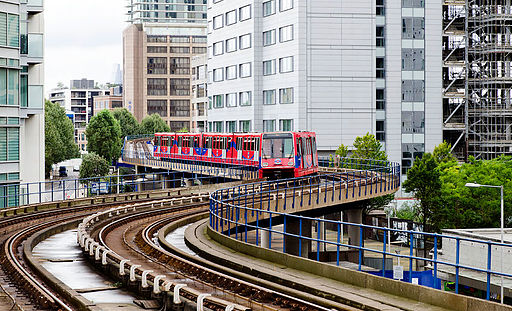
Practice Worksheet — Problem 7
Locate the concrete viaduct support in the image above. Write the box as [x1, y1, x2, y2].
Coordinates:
[284, 218, 312, 257]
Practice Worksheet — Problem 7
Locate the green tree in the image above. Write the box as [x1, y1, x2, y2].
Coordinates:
[351, 133, 387, 161]
[432, 141, 457, 165]
[140, 114, 170, 134]
[79, 153, 109, 182]
[402, 153, 443, 231]
[45, 100, 80, 175]
[85, 110, 122, 163]
[178, 126, 189, 133]
[112, 108, 140, 138]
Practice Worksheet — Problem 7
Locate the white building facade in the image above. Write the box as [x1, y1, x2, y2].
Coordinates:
[206, 0, 442, 179]
[0, 0, 45, 207]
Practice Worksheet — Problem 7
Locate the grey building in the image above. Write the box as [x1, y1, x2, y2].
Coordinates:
[206, 0, 442, 179]
[70, 78, 94, 90]
[0, 0, 45, 207]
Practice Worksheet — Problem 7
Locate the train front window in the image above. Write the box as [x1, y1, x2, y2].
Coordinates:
[262, 134, 294, 159]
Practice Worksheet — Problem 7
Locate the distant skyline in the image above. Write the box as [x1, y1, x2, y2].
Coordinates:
[45, 0, 125, 93]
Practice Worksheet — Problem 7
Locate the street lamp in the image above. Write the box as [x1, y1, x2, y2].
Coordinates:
[465, 182, 505, 303]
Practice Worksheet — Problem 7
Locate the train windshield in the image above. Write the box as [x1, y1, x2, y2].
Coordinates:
[262, 134, 294, 159]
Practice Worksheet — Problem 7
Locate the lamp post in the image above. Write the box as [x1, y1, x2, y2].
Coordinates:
[465, 182, 505, 303]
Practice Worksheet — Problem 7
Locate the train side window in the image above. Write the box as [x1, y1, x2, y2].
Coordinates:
[254, 138, 260, 151]
[178, 137, 182, 148]
[296, 138, 301, 156]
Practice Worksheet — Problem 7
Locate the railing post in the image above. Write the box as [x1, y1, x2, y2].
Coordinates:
[409, 232, 414, 282]
[39, 182, 41, 203]
[382, 229, 387, 277]
[486, 241, 492, 300]
[336, 223, 341, 266]
[434, 234, 438, 288]
[358, 226, 363, 271]
[316, 220, 321, 261]
[452, 237, 460, 295]
[283, 215, 286, 253]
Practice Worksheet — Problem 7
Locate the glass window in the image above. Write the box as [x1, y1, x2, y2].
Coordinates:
[148, 46, 167, 53]
[376, 89, 385, 110]
[226, 121, 237, 132]
[262, 133, 294, 158]
[170, 78, 190, 96]
[239, 91, 252, 106]
[0, 13, 6, 46]
[170, 100, 190, 117]
[170, 57, 190, 75]
[280, 0, 293, 12]
[226, 65, 237, 80]
[213, 68, 224, 82]
[239, 5, 252, 21]
[20, 75, 27, 107]
[376, 26, 385, 47]
[263, 90, 276, 105]
[376, 57, 385, 78]
[239, 62, 251, 78]
[213, 121, 223, 132]
[7, 14, 18, 48]
[263, 0, 276, 17]
[226, 10, 237, 25]
[213, 14, 223, 29]
[263, 59, 276, 76]
[226, 37, 237, 52]
[377, 0, 385, 15]
[279, 119, 293, 131]
[239, 120, 251, 132]
[147, 78, 167, 96]
[170, 47, 190, 54]
[376, 120, 385, 141]
[8, 69, 18, 106]
[213, 94, 224, 108]
[263, 120, 276, 132]
[7, 128, 18, 161]
[263, 89, 276, 105]
[0, 128, 5, 161]
[263, 29, 275, 46]
[226, 93, 237, 107]
[147, 100, 167, 117]
[279, 25, 293, 42]
[279, 88, 293, 104]
[0, 69, 6, 105]
[147, 57, 167, 74]
[239, 33, 251, 50]
[279, 56, 293, 73]
[213, 41, 223, 55]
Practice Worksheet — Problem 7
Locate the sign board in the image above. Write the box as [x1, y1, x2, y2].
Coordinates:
[91, 182, 110, 195]
[412, 278, 419, 285]
[393, 265, 404, 280]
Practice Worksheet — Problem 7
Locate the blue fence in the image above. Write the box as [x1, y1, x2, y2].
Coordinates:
[209, 158, 510, 302]
[0, 171, 227, 209]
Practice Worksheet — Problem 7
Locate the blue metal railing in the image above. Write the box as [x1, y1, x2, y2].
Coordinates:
[209, 158, 510, 301]
[0, 171, 229, 209]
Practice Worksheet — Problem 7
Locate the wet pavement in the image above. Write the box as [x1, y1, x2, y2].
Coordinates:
[165, 224, 197, 256]
[32, 229, 145, 310]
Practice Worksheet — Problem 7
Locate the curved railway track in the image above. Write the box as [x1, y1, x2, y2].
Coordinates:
[79, 190, 364, 311]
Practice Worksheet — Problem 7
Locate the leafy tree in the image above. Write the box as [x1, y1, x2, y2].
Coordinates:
[140, 114, 170, 134]
[178, 126, 189, 133]
[402, 153, 443, 231]
[112, 108, 140, 138]
[85, 110, 122, 163]
[351, 133, 387, 161]
[433, 141, 457, 165]
[45, 100, 80, 175]
[79, 153, 109, 182]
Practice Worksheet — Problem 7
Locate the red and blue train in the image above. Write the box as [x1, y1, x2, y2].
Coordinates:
[153, 131, 319, 179]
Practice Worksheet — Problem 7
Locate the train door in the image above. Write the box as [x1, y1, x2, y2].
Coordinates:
[204, 136, 212, 160]
[295, 137, 303, 169]
[226, 136, 235, 163]
[236, 136, 243, 164]
[253, 137, 260, 165]
[211, 137, 225, 162]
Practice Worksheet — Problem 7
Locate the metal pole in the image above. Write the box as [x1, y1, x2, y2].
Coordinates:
[501, 185, 504, 304]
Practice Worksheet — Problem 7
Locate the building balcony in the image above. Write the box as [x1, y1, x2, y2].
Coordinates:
[27, 33, 43, 62]
[26, 0, 44, 12]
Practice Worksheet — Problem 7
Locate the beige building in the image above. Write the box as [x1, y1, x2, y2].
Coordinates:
[93, 87, 123, 116]
[191, 55, 207, 133]
[123, 23, 207, 132]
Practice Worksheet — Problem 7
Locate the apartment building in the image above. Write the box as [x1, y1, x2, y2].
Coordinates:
[48, 81, 110, 151]
[123, 23, 207, 132]
[0, 0, 45, 207]
[126, 0, 207, 24]
[206, 0, 442, 179]
[93, 86, 123, 116]
[191, 54, 207, 132]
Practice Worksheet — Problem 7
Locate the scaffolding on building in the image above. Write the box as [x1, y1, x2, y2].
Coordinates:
[444, 0, 512, 161]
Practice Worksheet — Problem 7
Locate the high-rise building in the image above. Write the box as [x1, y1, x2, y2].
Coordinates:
[126, 0, 207, 24]
[191, 54, 207, 132]
[443, 1, 512, 161]
[0, 0, 45, 207]
[206, 0, 442, 178]
[123, 23, 207, 131]
[48, 82, 110, 152]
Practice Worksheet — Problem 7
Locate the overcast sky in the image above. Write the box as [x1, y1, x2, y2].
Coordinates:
[45, 0, 126, 92]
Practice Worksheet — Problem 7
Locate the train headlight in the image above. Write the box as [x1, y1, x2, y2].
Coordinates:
[262, 162, 269, 167]
[287, 160, 294, 166]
